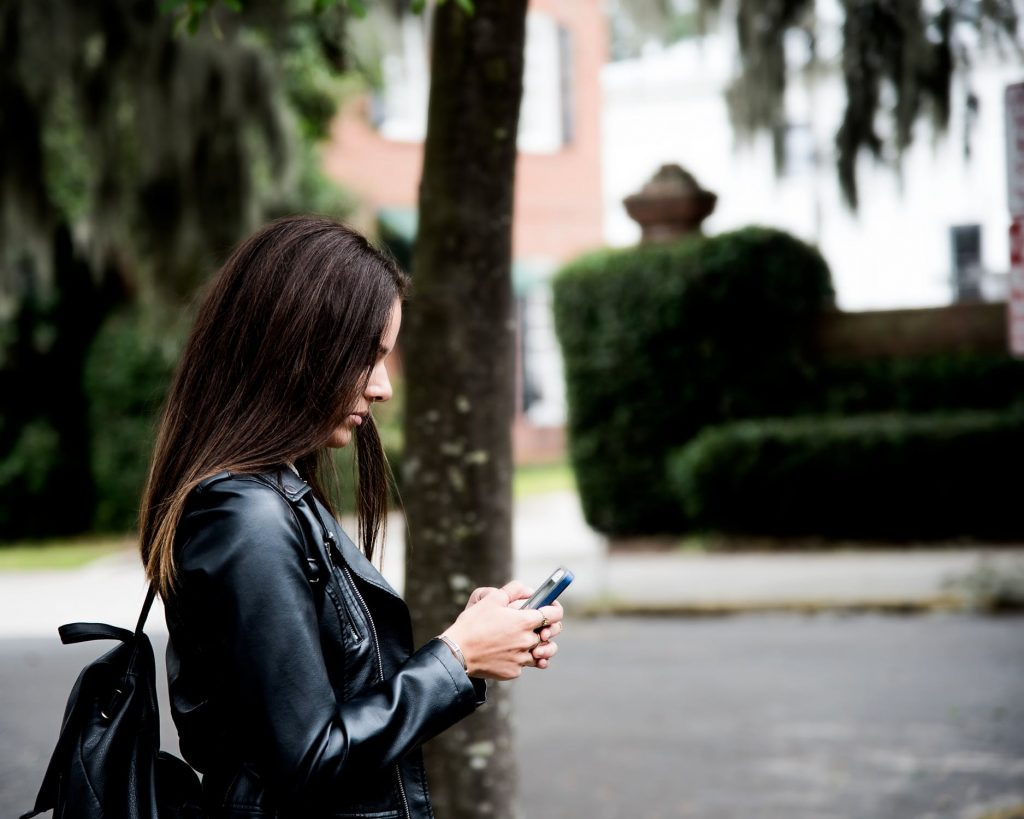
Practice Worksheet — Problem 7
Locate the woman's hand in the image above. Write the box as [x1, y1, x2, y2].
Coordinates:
[463, 581, 533, 610]
[442, 587, 564, 680]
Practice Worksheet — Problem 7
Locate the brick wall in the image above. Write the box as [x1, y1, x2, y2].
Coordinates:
[321, 0, 608, 265]
[815, 302, 1011, 360]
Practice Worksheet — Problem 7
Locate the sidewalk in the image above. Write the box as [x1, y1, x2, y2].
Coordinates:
[1, 491, 1021, 638]
[511, 491, 1024, 616]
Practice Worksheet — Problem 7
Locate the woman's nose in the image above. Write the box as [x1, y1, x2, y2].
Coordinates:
[366, 365, 393, 403]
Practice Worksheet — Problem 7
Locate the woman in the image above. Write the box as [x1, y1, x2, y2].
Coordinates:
[140, 215, 563, 818]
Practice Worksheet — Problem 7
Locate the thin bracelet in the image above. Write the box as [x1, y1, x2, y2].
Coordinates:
[435, 634, 468, 672]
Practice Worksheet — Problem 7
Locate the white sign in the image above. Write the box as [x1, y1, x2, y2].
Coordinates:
[1006, 82, 1024, 215]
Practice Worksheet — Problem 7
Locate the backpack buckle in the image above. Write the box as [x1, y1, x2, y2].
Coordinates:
[100, 687, 124, 721]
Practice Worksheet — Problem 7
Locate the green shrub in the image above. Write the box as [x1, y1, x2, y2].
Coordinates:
[0, 418, 62, 536]
[814, 354, 1024, 414]
[552, 227, 834, 535]
[85, 306, 187, 532]
[667, 409, 1024, 540]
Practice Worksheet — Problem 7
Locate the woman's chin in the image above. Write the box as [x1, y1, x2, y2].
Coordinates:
[326, 427, 353, 449]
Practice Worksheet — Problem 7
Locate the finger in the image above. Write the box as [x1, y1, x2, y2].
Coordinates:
[467, 586, 498, 607]
[501, 580, 534, 602]
[520, 630, 543, 651]
[532, 642, 557, 667]
[529, 613, 548, 633]
[498, 665, 524, 680]
[478, 587, 511, 607]
[539, 621, 563, 643]
[528, 605, 562, 632]
[532, 640, 559, 661]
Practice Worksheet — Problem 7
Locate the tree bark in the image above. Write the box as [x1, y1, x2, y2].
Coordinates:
[402, 1, 527, 817]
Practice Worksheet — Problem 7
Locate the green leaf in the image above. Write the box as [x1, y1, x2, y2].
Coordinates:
[411, 0, 426, 12]
[454, 0, 474, 11]
[171, 10, 190, 35]
[344, 0, 367, 17]
[223, 0, 243, 11]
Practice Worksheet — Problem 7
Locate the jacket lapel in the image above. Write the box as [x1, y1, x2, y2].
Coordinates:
[330, 520, 401, 600]
[273, 467, 402, 600]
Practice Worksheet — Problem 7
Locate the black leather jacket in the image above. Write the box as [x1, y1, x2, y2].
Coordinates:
[164, 468, 485, 818]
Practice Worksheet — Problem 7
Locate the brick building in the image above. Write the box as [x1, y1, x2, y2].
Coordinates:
[322, 0, 607, 462]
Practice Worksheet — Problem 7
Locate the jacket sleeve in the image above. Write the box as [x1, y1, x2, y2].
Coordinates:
[176, 478, 482, 803]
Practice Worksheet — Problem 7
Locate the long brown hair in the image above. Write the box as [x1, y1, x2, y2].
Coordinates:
[140, 215, 409, 597]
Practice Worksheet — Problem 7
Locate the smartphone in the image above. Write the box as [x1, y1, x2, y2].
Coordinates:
[520, 566, 574, 610]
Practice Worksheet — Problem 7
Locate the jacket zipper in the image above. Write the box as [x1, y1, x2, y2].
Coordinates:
[341, 563, 413, 819]
[309, 497, 413, 819]
[322, 533, 360, 642]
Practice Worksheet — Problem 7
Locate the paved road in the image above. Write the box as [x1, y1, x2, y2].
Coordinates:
[3, 613, 1022, 819]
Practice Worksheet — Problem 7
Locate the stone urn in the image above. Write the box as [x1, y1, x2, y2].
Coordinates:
[623, 163, 717, 244]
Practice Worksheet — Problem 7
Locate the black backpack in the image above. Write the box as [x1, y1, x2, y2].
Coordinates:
[21, 586, 203, 819]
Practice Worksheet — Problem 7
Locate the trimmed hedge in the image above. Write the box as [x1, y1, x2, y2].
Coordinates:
[552, 227, 835, 535]
[667, 409, 1024, 540]
[813, 354, 1024, 414]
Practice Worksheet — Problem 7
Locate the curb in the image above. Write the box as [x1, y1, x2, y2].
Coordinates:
[570, 594, 1019, 618]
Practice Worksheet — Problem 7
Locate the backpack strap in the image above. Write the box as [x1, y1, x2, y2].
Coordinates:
[134, 585, 158, 636]
[58, 622, 133, 645]
[56, 586, 157, 645]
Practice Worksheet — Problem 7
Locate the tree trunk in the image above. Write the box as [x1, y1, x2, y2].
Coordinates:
[402, 1, 527, 818]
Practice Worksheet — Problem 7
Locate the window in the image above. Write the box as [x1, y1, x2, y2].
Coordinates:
[370, 11, 574, 153]
[950, 224, 983, 303]
[518, 13, 573, 153]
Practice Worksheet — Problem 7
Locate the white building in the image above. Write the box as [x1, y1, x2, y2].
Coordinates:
[601, 14, 1021, 310]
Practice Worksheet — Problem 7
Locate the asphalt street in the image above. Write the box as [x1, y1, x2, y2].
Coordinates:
[3, 613, 1022, 819]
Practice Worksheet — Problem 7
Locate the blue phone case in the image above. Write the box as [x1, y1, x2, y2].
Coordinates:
[524, 566, 574, 609]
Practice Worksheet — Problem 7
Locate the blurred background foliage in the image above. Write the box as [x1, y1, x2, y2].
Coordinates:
[84, 305, 189, 532]
[2, 0, 1023, 546]
[0, 0, 366, 538]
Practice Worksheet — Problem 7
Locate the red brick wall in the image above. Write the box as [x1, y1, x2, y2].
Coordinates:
[815, 302, 1011, 360]
[321, 0, 607, 265]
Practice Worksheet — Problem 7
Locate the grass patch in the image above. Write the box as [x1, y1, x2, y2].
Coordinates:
[0, 461, 577, 570]
[513, 460, 576, 498]
[0, 535, 131, 571]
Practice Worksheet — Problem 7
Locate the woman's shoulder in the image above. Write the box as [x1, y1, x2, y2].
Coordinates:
[177, 469, 309, 567]
[170, 469, 323, 628]
[186, 468, 308, 515]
